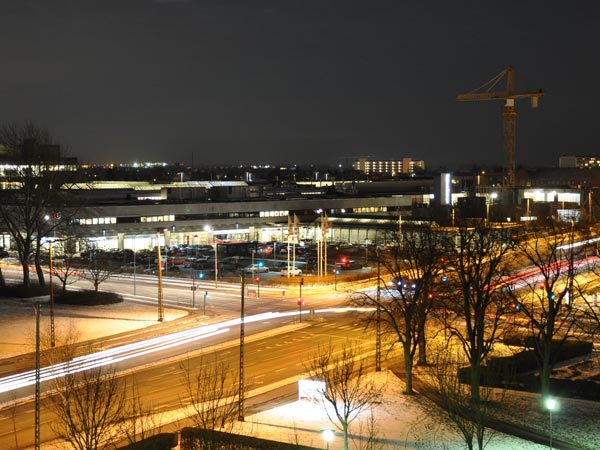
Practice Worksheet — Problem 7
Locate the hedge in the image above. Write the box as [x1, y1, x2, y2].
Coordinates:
[180, 427, 322, 450]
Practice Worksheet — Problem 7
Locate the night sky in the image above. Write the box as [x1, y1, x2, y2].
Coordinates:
[1, 1, 599, 169]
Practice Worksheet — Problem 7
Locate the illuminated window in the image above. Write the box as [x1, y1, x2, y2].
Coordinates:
[259, 210, 288, 218]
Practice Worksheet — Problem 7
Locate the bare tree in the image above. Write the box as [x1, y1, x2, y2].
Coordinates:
[304, 341, 381, 450]
[352, 226, 448, 394]
[80, 247, 116, 293]
[0, 121, 76, 287]
[51, 363, 126, 450]
[180, 352, 240, 432]
[425, 342, 501, 450]
[52, 236, 83, 296]
[507, 221, 582, 400]
[444, 220, 513, 404]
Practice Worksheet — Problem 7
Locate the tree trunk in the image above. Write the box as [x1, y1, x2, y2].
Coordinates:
[21, 261, 30, 288]
[343, 421, 349, 450]
[417, 322, 427, 365]
[469, 361, 481, 405]
[34, 253, 45, 286]
[540, 341, 552, 400]
[403, 343, 414, 394]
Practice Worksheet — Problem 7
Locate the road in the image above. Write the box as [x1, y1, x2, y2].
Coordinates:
[0, 312, 386, 450]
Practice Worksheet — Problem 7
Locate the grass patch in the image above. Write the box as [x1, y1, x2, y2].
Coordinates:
[0, 283, 123, 306]
[0, 284, 50, 298]
[56, 290, 123, 306]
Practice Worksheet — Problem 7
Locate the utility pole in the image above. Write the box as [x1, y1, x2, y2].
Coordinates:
[239, 274, 245, 422]
[49, 239, 55, 347]
[34, 303, 41, 450]
[376, 249, 381, 372]
[156, 232, 164, 322]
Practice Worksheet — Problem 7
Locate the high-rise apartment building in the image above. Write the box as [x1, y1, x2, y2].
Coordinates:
[353, 157, 425, 176]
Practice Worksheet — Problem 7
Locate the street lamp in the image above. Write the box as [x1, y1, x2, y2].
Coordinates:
[204, 225, 218, 286]
[545, 396, 558, 450]
[156, 231, 164, 322]
[321, 429, 335, 450]
[239, 274, 246, 422]
[44, 214, 56, 348]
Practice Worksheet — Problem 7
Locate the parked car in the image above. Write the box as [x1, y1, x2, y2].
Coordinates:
[243, 263, 269, 273]
[281, 266, 302, 276]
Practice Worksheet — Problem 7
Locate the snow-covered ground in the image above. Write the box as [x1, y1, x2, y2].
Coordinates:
[235, 370, 553, 450]
[2, 296, 599, 449]
[0, 296, 188, 358]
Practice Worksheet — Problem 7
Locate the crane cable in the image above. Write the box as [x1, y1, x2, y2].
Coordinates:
[466, 67, 508, 94]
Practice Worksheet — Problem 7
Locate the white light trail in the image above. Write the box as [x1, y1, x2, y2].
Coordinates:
[0, 307, 381, 395]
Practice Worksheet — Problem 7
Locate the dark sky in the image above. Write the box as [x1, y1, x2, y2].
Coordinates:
[1, 1, 598, 168]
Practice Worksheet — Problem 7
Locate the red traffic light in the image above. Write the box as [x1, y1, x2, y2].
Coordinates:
[427, 292, 435, 299]
[255, 276, 261, 283]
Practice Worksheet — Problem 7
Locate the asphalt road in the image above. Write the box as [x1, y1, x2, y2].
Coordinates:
[0, 312, 381, 450]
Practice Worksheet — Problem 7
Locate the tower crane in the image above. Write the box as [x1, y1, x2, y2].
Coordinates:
[457, 66, 543, 188]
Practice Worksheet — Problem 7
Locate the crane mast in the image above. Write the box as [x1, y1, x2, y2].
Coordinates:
[457, 66, 543, 188]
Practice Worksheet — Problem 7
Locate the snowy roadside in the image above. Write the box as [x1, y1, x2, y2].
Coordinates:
[0, 296, 188, 358]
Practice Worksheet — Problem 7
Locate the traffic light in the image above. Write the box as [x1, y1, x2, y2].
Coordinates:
[255, 276, 261, 283]
[198, 272, 205, 279]
[427, 292, 435, 300]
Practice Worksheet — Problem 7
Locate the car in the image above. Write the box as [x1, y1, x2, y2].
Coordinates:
[281, 266, 302, 276]
[243, 264, 269, 273]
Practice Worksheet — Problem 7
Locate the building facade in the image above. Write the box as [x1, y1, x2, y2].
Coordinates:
[353, 157, 425, 176]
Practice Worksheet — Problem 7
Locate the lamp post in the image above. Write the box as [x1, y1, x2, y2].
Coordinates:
[132, 235, 137, 295]
[44, 214, 56, 348]
[239, 274, 246, 422]
[376, 248, 381, 371]
[204, 225, 218, 286]
[48, 237, 56, 347]
[321, 429, 334, 450]
[34, 303, 42, 450]
[214, 240, 219, 286]
[156, 231, 164, 322]
[546, 397, 558, 450]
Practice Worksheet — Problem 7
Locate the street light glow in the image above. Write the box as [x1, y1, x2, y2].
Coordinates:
[322, 428, 335, 448]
